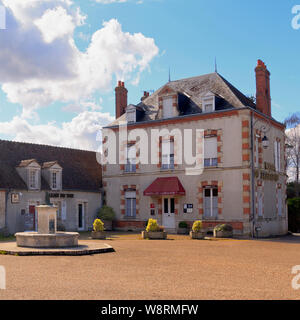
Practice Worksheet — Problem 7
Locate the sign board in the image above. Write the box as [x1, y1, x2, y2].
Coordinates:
[11, 193, 20, 204]
[184, 204, 193, 213]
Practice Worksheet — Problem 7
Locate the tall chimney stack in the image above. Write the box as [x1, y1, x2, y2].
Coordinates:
[255, 59, 271, 117]
[115, 80, 128, 119]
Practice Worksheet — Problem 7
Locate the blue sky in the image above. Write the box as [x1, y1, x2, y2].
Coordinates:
[0, 0, 299, 150]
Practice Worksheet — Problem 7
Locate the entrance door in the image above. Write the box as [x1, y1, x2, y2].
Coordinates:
[78, 203, 85, 231]
[162, 197, 175, 229]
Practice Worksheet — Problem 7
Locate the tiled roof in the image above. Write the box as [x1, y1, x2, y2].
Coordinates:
[107, 72, 256, 126]
[0, 140, 102, 192]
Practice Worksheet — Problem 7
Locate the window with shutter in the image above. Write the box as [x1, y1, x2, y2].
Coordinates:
[125, 144, 136, 172]
[162, 97, 173, 119]
[161, 139, 174, 170]
[204, 137, 218, 167]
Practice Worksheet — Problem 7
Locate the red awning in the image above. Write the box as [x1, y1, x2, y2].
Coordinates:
[143, 177, 186, 196]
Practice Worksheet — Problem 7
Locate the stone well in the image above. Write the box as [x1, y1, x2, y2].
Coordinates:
[15, 205, 79, 248]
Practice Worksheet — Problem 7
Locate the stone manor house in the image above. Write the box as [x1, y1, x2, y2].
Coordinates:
[102, 60, 287, 237]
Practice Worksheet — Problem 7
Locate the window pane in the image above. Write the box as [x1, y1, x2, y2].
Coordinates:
[204, 188, 211, 197]
[170, 198, 175, 213]
[204, 159, 210, 167]
[164, 198, 168, 213]
[213, 188, 218, 197]
[212, 158, 218, 166]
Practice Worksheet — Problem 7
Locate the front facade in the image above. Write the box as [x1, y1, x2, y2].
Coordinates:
[0, 140, 102, 234]
[103, 61, 288, 237]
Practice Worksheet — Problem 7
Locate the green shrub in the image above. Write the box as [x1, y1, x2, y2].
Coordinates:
[97, 206, 116, 221]
[214, 224, 233, 232]
[93, 219, 105, 232]
[192, 220, 202, 232]
[146, 219, 160, 232]
[178, 221, 188, 228]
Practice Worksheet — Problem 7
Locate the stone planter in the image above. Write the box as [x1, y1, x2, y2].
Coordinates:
[102, 220, 113, 231]
[91, 231, 106, 239]
[142, 231, 167, 240]
[177, 227, 189, 235]
[190, 231, 205, 239]
[213, 230, 233, 238]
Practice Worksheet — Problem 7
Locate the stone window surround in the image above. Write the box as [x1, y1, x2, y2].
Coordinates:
[198, 180, 223, 217]
[120, 184, 140, 217]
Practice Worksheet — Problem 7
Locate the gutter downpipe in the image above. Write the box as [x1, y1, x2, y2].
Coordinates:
[250, 111, 256, 238]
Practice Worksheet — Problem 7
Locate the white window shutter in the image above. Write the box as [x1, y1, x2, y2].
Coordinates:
[204, 137, 217, 159]
[163, 97, 173, 118]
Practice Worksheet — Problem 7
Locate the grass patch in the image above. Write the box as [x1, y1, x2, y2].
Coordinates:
[0, 234, 15, 242]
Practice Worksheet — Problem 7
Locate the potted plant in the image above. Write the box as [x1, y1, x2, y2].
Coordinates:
[213, 224, 233, 238]
[177, 221, 189, 234]
[91, 219, 106, 239]
[142, 219, 167, 240]
[190, 220, 205, 239]
[97, 206, 115, 231]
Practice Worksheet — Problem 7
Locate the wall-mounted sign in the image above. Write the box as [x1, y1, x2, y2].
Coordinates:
[255, 169, 279, 181]
[264, 162, 276, 172]
[150, 203, 155, 209]
[11, 193, 20, 204]
[49, 193, 74, 198]
[184, 204, 193, 213]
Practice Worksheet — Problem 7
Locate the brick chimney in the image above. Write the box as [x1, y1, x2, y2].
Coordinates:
[115, 81, 128, 119]
[255, 60, 271, 117]
[141, 91, 149, 101]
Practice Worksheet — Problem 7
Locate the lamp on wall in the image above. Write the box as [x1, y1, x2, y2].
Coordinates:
[262, 135, 269, 149]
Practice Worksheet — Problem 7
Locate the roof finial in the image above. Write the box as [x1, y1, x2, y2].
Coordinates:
[215, 57, 218, 73]
[168, 67, 171, 82]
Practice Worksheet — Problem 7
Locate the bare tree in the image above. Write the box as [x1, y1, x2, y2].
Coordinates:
[285, 113, 300, 197]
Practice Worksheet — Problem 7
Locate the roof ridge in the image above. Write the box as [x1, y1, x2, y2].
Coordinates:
[168, 72, 217, 84]
[0, 139, 96, 153]
[216, 73, 256, 108]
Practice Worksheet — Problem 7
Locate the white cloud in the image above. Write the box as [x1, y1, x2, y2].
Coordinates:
[34, 6, 80, 43]
[0, 111, 114, 151]
[0, 0, 159, 149]
[0, 1, 159, 118]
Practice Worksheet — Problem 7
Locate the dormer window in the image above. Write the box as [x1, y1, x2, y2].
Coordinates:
[42, 161, 62, 190]
[126, 104, 136, 123]
[50, 169, 62, 190]
[202, 92, 215, 113]
[29, 169, 39, 189]
[163, 96, 173, 118]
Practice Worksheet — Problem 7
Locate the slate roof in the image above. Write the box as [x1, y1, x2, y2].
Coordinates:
[107, 72, 256, 126]
[0, 140, 102, 192]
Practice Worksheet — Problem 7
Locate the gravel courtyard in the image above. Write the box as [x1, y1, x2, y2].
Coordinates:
[0, 233, 300, 300]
